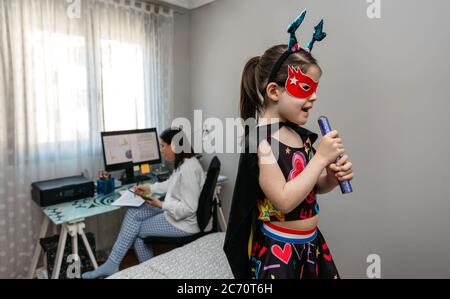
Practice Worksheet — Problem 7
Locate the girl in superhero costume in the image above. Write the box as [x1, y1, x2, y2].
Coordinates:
[223, 10, 354, 279]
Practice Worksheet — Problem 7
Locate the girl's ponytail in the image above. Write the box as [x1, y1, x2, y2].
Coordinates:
[240, 56, 262, 120]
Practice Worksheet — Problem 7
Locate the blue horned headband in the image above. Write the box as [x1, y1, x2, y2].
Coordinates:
[266, 9, 326, 86]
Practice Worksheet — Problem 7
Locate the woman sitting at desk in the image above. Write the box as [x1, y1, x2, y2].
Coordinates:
[83, 128, 205, 279]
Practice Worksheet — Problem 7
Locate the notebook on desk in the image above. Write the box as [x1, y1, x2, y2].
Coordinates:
[112, 188, 165, 207]
[111, 190, 144, 207]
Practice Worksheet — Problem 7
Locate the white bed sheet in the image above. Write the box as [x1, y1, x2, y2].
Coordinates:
[108, 232, 233, 279]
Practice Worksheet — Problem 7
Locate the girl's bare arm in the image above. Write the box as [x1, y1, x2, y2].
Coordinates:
[258, 140, 328, 213]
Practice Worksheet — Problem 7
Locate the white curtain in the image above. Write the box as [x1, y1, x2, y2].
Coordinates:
[0, 0, 174, 278]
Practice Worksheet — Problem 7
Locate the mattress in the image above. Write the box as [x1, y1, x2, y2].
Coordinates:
[108, 232, 233, 279]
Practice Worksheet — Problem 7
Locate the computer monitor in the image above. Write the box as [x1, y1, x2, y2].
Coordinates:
[101, 128, 161, 184]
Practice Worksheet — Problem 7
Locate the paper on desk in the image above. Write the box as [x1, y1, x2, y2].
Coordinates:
[112, 190, 145, 207]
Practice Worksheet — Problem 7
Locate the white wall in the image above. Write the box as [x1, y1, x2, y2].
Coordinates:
[181, 0, 450, 278]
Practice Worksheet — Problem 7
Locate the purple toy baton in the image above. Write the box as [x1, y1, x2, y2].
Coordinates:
[318, 116, 353, 194]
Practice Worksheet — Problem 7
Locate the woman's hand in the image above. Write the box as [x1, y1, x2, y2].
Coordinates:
[133, 184, 151, 196]
[145, 197, 163, 209]
[315, 130, 346, 166]
[327, 154, 354, 182]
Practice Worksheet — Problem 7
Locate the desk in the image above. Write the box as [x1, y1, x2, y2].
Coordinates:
[29, 175, 228, 279]
[28, 179, 155, 279]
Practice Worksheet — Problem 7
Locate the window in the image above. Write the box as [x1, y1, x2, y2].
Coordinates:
[101, 39, 146, 131]
[32, 31, 90, 144]
[31, 31, 148, 146]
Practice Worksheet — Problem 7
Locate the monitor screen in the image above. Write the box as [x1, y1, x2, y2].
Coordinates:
[101, 128, 161, 171]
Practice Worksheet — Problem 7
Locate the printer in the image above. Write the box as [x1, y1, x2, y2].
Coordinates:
[31, 175, 95, 207]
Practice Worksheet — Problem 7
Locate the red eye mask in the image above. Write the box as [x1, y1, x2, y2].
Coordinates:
[285, 66, 319, 99]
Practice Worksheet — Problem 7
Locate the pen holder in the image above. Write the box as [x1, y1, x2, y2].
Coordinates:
[97, 178, 115, 195]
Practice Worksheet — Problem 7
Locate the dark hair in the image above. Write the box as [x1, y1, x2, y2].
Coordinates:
[160, 127, 196, 169]
[239, 45, 321, 120]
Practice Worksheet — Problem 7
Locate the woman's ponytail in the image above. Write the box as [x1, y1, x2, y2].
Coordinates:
[240, 56, 262, 120]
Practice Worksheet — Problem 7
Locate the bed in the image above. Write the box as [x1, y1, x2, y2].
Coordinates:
[108, 232, 234, 279]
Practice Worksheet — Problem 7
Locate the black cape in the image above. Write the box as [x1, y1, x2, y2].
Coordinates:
[223, 122, 318, 279]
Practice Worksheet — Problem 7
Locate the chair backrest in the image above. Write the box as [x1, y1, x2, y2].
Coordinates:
[197, 156, 221, 232]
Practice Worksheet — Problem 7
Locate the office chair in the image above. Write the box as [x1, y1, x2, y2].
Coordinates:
[143, 156, 221, 247]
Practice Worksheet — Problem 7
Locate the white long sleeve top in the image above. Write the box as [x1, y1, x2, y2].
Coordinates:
[149, 157, 206, 234]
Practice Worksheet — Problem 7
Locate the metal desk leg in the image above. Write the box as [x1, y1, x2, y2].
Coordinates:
[28, 216, 50, 279]
[52, 221, 98, 279]
[52, 225, 68, 279]
[214, 185, 228, 232]
[66, 222, 82, 278]
[78, 223, 98, 269]
[67, 224, 78, 256]
[217, 203, 228, 232]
